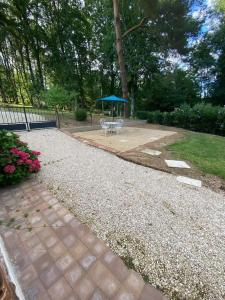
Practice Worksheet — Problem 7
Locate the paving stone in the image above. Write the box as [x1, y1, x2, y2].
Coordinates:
[90, 288, 108, 300]
[38, 228, 55, 241]
[139, 284, 166, 300]
[48, 277, 72, 300]
[62, 234, 77, 248]
[45, 212, 59, 224]
[67, 295, 80, 300]
[52, 220, 64, 229]
[177, 176, 202, 187]
[102, 250, 117, 265]
[63, 213, 74, 223]
[19, 229, 36, 241]
[55, 225, 70, 239]
[97, 269, 120, 297]
[13, 250, 31, 271]
[141, 149, 162, 156]
[40, 264, 61, 289]
[70, 240, 88, 260]
[3, 230, 20, 248]
[65, 263, 84, 286]
[57, 207, 69, 217]
[30, 215, 43, 225]
[74, 224, 90, 239]
[23, 278, 45, 300]
[43, 234, 58, 249]
[92, 240, 107, 257]
[56, 254, 74, 272]
[89, 261, 120, 297]
[79, 252, 96, 270]
[103, 254, 129, 282]
[81, 232, 97, 248]
[33, 253, 54, 273]
[165, 160, 191, 169]
[69, 218, 81, 229]
[36, 293, 51, 300]
[89, 261, 108, 285]
[19, 265, 38, 287]
[28, 243, 47, 262]
[74, 276, 95, 300]
[123, 271, 145, 298]
[49, 242, 67, 260]
[23, 234, 41, 249]
[113, 288, 136, 300]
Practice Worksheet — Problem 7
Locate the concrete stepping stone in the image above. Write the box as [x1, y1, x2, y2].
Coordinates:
[177, 176, 202, 187]
[165, 160, 191, 169]
[141, 149, 162, 156]
[119, 139, 128, 143]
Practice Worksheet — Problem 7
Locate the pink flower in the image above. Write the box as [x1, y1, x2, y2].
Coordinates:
[10, 148, 19, 155]
[32, 151, 41, 156]
[25, 159, 33, 165]
[18, 151, 30, 160]
[4, 165, 16, 174]
[16, 159, 24, 165]
[31, 159, 41, 172]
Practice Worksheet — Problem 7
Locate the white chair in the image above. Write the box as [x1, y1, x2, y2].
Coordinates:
[115, 119, 124, 134]
[100, 118, 109, 136]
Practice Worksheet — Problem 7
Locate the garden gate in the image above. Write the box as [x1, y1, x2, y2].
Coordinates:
[0, 105, 58, 131]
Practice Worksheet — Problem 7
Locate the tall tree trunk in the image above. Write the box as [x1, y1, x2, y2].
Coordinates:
[112, 0, 129, 117]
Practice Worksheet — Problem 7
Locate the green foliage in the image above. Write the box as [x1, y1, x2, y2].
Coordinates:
[40, 86, 72, 108]
[0, 130, 41, 186]
[215, 0, 225, 12]
[147, 103, 225, 136]
[136, 111, 149, 119]
[168, 132, 225, 179]
[75, 109, 87, 121]
[140, 70, 199, 112]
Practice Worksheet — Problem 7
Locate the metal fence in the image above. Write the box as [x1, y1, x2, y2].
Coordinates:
[0, 105, 58, 131]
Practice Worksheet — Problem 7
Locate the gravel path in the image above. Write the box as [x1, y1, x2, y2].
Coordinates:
[20, 129, 225, 300]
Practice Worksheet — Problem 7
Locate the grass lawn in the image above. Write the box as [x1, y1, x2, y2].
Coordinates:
[168, 132, 225, 179]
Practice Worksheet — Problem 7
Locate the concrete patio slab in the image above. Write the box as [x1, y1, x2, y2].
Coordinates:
[177, 176, 202, 187]
[165, 160, 191, 169]
[73, 127, 176, 153]
[141, 149, 162, 156]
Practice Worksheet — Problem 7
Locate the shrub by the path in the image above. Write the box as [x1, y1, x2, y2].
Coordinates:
[75, 109, 87, 121]
[0, 130, 41, 186]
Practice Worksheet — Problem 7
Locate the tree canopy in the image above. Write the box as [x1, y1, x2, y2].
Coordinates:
[0, 0, 224, 112]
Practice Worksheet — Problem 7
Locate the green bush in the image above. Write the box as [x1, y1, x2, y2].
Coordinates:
[147, 103, 225, 136]
[0, 130, 41, 186]
[136, 111, 149, 120]
[75, 108, 87, 121]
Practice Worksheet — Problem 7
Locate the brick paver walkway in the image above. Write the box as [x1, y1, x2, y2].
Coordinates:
[0, 180, 166, 300]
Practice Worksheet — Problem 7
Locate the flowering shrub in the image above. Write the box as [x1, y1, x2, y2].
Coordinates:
[0, 130, 41, 186]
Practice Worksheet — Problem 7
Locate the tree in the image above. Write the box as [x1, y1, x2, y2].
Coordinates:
[112, 0, 129, 115]
[40, 86, 72, 108]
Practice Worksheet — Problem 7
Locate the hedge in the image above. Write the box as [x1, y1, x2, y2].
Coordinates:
[146, 103, 225, 136]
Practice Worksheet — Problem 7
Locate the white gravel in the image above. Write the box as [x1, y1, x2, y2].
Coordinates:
[20, 129, 225, 300]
